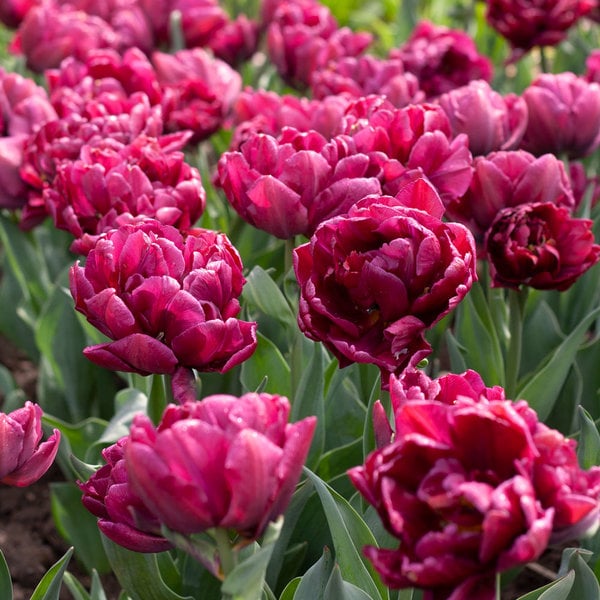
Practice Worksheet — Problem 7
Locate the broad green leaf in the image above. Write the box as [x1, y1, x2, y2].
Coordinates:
[50, 482, 111, 574]
[292, 339, 325, 468]
[304, 469, 387, 600]
[221, 520, 283, 600]
[293, 548, 334, 600]
[240, 332, 292, 398]
[453, 282, 505, 386]
[30, 547, 73, 600]
[102, 536, 193, 600]
[324, 565, 373, 600]
[445, 330, 468, 374]
[278, 578, 301, 600]
[517, 306, 600, 420]
[577, 407, 600, 469]
[557, 548, 600, 600]
[0, 214, 51, 314]
[0, 549, 13, 600]
[515, 571, 575, 600]
[242, 266, 296, 329]
[317, 440, 363, 482]
[266, 481, 313, 590]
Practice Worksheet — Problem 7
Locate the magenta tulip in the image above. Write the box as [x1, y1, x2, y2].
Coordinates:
[436, 80, 528, 156]
[79, 438, 172, 553]
[485, 201, 600, 291]
[217, 128, 382, 239]
[390, 20, 492, 98]
[69, 220, 257, 384]
[125, 393, 316, 539]
[520, 72, 600, 159]
[293, 179, 476, 385]
[0, 402, 60, 487]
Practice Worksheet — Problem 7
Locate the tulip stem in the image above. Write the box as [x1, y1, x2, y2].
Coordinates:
[148, 374, 168, 425]
[214, 528, 236, 581]
[505, 287, 527, 399]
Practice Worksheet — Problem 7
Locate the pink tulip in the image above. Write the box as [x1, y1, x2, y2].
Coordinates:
[125, 393, 316, 539]
[79, 438, 172, 553]
[0, 402, 60, 487]
[70, 220, 257, 385]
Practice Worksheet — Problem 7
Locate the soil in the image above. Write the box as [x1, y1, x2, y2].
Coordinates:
[0, 334, 569, 599]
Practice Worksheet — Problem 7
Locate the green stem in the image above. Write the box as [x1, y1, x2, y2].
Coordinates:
[539, 45, 549, 73]
[213, 528, 236, 599]
[148, 373, 168, 425]
[505, 288, 527, 399]
[496, 572, 502, 600]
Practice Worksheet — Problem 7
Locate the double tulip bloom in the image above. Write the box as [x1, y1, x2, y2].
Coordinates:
[485, 202, 600, 291]
[126, 393, 316, 540]
[520, 72, 600, 159]
[217, 128, 382, 239]
[0, 402, 61, 487]
[390, 20, 493, 98]
[69, 220, 257, 392]
[80, 393, 316, 550]
[293, 179, 476, 385]
[349, 368, 600, 599]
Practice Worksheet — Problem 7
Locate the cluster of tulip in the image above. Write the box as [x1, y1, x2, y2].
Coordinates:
[0, 0, 600, 599]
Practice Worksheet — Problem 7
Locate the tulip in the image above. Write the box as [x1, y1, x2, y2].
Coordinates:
[344, 101, 473, 205]
[152, 48, 241, 143]
[485, 201, 600, 291]
[485, 0, 594, 59]
[229, 89, 348, 149]
[0, 0, 34, 28]
[390, 20, 493, 98]
[208, 15, 260, 66]
[349, 393, 555, 598]
[520, 72, 600, 159]
[216, 128, 382, 239]
[10, 3, 121, 73]
[125, 393, 317, 539]
[44, 133, 206, 254]
[310, 55, 423, 108]
[79, 438, 172, 553]
[0, 402, 60, 487]
[266, 0, 371, 89]
[293, 179, 476, 385]
[446, 150, 575, 250]
[436, 80, 528, 156]
[70, 219, 257, 380]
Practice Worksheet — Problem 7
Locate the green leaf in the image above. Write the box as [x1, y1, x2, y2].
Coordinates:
[577, 407, 600, 469]
[0, 213, 51, 314]
[324, 565, 373, 600]
[241, 332, 292, 398]
[102, 536, 193, 600]
[304, 469, 387, 600]
[517, 306, 600, 420]
[515, 571, 575, 600]
[293, 548, 334, 600]
[242, 266, 296, 329]
[557, 548, 600, 600]
[63, 570, 109, 600]
[50, 482, 112, 574]
[221, 520, 283, 600]
[452, 282, 505, 386]
[0, 549, 13, 600]
[292, 339, 326, 468]
[278, 578, 301, 600]
[30, 547, 73, 600]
